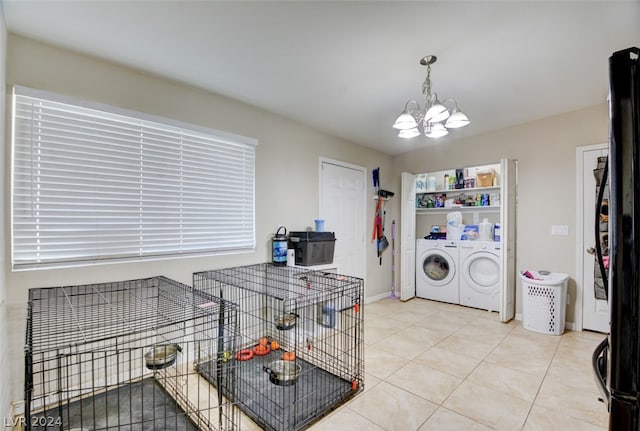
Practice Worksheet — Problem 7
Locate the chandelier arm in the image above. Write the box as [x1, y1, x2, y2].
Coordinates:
[440, 98, 460, 109]
[404, 99, 424, 124]
[404, 99, 421, 112]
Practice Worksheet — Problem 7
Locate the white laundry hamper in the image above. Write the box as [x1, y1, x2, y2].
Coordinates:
[520, 271, 569, 335]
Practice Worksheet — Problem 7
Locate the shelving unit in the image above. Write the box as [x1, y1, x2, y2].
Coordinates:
[416, 184, 500, 215]
[415, 162, 500, 213]
[415, 165, 501, 225]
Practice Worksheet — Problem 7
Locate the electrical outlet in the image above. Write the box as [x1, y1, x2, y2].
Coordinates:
[551, 225, 569, 236]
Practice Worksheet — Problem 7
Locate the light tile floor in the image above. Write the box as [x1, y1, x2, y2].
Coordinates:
[305, 297, 609, 431]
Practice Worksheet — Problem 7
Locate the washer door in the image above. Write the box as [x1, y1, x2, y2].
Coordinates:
[418, 250, 456, 287]
[462, 252, 501, 294]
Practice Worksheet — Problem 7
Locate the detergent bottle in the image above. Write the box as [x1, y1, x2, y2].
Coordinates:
[479, 219, 494, 241]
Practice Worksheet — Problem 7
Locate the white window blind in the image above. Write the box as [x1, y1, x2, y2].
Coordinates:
[11, 86, 256, 269]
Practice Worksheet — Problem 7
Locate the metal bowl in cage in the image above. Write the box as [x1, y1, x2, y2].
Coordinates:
[263, 360, 302, 386]
[274, 313, 298, 330]
[144, 344, 181, 370]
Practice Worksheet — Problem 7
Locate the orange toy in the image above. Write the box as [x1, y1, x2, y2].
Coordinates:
[270, 340, 280, 350]
[282, 351, 296, 361]
[235, 349, 254, 361]
[253, 344, 271, 356]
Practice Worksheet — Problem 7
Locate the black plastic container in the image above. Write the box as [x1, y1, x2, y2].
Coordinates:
[288, 231, 336, 266]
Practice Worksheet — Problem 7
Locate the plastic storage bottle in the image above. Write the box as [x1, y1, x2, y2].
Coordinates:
[479, 219, 494, 241]
[320, 301, 336, 328]
[272, 226, 288, 265]
[427, 176, 436, 192]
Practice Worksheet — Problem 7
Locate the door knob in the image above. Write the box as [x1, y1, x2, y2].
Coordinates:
[586, 247, 596, 255]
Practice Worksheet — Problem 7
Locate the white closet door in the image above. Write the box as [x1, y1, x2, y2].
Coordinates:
[500, 158, 517, 322]
[400, 172, 417, 301]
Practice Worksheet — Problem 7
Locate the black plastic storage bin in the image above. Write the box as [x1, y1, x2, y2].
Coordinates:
[288, 231, 336, 266]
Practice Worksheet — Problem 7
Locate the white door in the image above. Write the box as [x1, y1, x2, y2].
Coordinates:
[500, 158, 517, 322]
[577, 144, 610, 333]
[400, 172, 416, 300]
[319, 159, 366, 279]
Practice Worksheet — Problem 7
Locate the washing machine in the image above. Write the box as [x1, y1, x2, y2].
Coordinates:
[416, 239, 459, 304]
[459, 241, 502, 311]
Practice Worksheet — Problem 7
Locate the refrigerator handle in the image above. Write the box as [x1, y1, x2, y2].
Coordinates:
[594, 157, 609, 299]
[592, 336, 610, 409]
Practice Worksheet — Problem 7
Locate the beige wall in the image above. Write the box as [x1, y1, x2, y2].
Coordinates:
[392, 104, 609, 326]
[3, 34, 394, 405]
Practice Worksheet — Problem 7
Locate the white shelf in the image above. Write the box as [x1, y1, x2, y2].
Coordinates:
[417, 185, 499, 195]
[416, 205, 500, 214]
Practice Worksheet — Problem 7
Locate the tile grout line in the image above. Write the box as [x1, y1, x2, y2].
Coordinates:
[431, 319, 521, 430]
[518, 331, 563, 430]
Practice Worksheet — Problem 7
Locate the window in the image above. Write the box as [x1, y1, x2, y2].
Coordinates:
[11, 86, 256, 270]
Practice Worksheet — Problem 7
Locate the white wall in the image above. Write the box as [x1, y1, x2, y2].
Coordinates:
[0, 4, 9, 429]
[392, 104, 608, 327]
[3, 34, 394, 406]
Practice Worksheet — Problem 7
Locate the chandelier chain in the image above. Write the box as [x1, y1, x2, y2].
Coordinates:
[421, 64, 432, 100]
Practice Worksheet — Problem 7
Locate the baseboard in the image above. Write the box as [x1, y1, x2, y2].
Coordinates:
[365, 305, 579, 332]
[366, 291, 399, 304]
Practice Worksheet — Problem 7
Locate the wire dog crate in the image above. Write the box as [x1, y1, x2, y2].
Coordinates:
[24, 276, 240, 431]
[192, 263, 364, 431]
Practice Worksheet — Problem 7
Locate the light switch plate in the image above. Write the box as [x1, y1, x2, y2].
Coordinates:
[551, 225, 569, 236]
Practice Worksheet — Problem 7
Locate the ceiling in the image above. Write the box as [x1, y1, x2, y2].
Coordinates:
[2, 1, 639, 156]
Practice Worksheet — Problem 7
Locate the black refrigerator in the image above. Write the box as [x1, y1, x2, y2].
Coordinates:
[593, 46, 640, 430]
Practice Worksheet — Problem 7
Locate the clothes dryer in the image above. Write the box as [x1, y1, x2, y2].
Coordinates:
[416, 239, 459, 304]
[459, 241, 502, 311]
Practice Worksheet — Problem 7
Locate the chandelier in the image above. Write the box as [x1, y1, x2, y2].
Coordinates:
[392, 55, 470, 139]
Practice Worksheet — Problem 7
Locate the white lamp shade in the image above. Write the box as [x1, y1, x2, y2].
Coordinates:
[425, 103, 449, 122]
[393, 112, 418, 130]
[398, 128, 420, 139]
[445, 110, 470, 128]
[425, 122, 449, 138]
